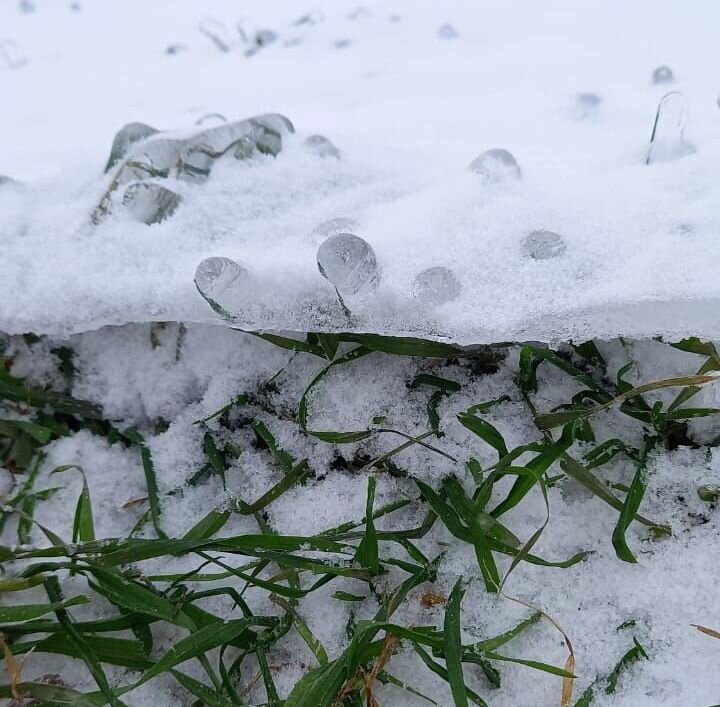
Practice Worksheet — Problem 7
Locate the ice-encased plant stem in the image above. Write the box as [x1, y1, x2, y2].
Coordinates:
[122, 182, 181, 225]
[412, 266, 462, 305]
[646, 91, 694, 165]
[92, 113, 294, 224]
[469, 148, 522, 183]
[104, 122, 159, 172]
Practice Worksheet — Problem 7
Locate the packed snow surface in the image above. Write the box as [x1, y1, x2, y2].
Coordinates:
[2, 0, 720, 342]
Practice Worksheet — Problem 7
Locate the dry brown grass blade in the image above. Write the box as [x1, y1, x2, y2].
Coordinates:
[0, 632, 21, 699]
[561, 653, 576, 706]
[692, 624, 720, 640]
[499, 589, 576, 705]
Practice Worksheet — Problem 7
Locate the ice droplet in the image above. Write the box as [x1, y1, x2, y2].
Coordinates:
[522, 230, 567, 260]
[575, 93, 602, 119]
[412, 267, 462, 305]
[646, 91, 694, 164]
[194, 257, 246, 303]
[317, 234, 378, 297]
[437, 23, 458, 39]
[122, 182, 181, 225]
[469, 149, 521, 182]
[104, 122, 159, 172]
[652, 65, 675, 85]
[304, 134, 341, 158]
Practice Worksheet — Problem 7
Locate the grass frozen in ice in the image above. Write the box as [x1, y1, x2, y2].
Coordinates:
[1, 329, 719, 705]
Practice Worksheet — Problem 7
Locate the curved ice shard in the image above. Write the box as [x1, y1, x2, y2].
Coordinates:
[104, 122, 159, 172]
[194, 257, 246, 317]
[646, 91, 694, 164]
[122, 182, 181, 225]
[304, 134, 341, 158]
[522, 230, 567, 260]
[198, 18, 234, 52]
[412, 266, 462, 305]
[652, 65, 675, 85]
[469, 148, 521, 183]
[317, 233, 379, 298]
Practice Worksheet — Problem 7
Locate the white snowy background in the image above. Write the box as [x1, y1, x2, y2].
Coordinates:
[2, 1, 720, 706]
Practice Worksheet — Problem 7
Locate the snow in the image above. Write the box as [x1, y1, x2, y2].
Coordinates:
[3, 2, 720, 705]
[3, 325, 720, 705]
[2, 0, 720, 342]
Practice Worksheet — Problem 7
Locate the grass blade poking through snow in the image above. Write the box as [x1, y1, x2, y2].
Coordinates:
[51, 465, 95, 543]
[122, 428, 166, 539]
[44, 576, 127, 707]
[355, 476, 380, 575]
[444, 578, 469, 707]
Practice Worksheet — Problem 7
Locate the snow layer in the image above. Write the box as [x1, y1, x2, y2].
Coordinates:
[2, 0, 720, 342]
[3, 324, 720, 705]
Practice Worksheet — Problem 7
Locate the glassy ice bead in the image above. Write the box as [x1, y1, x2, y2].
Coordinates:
[304, 134, 341, 158]
[652, 66, 675, 84]
[412, 267, 462, 305]
[194, 257, 245, 301]
[105, 122, 159, 172]
[522, 230, 566, 260]
[311, 217, 359, 242]
[469, 148, 521, 182]
[437, 23, 458, 39]
[575, 93, 601, 118]
[255, 29, 278, 47]
[317, 233, 378, 297]
[646, 91, 694, 164]
[122, 182, 181, 225]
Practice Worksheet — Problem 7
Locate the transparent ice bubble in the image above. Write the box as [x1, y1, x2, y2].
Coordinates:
[317, 233, 378, 297]
[437, 23, 458, 39]
[255, 29, 278, 47]
[412, 267, 462, 305]
[1, 40, 27, 69]
[652, 65, 675, 85]
[575, 93, 602, 119]
[304, 134, 341, 158]
[311, 217, 359, 243]
[469, 148, 521, 182]
[194, 257, 246, 303]
[646, 91, 694, 164]
[122, 182, 181, 225]
[104, 122, 159, 172]
[522, 230, 567, 260]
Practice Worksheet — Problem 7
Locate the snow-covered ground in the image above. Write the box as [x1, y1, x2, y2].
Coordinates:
[2, 0, 720, 341]
[2, 1, 720, 706]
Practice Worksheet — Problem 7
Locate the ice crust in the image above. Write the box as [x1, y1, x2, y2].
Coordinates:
[1, 0, 719, 344]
